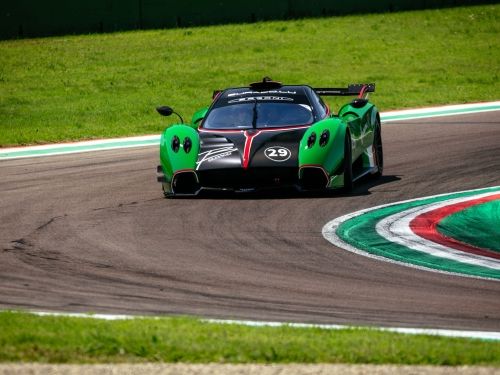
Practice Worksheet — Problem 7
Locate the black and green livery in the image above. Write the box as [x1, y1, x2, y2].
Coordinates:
[156, 78, 383, 196]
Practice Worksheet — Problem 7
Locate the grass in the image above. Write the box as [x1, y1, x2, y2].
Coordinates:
[0, 4, 499, 147]
[0, 312, 499, 364]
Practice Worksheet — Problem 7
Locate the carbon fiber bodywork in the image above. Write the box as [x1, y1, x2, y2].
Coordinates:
[157, 80, 382, 196]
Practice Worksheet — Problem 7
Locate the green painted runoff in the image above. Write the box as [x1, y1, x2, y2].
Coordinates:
[437, 199, 500, 253]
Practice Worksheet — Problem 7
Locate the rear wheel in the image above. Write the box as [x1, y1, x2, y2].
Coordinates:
[373, 120, 384, 178]
[342, 133, 353, 192]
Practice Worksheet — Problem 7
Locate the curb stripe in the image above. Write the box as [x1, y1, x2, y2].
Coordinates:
[1, 101, 499, 160]
[376, 194, 500, 270]
[410, 194, 500, 259]
[322, 186, 500, 280]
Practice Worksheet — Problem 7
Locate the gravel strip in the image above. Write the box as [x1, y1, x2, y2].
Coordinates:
[0, 364, 499, 375]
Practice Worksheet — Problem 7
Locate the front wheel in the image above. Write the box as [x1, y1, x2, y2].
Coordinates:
[162, 183, 174, 198]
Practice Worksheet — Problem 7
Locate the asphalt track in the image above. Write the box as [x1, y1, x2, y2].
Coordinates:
[0, 112, 499, 331]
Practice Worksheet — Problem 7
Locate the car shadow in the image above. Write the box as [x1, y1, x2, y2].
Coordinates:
[174, 174, 401, 200]
[349, 174, 402, 196]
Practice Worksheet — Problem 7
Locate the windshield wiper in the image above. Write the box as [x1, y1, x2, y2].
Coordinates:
[251, 99, 258, 129]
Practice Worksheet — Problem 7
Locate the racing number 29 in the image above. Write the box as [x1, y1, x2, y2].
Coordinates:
[267, 148, 288, 157]
[264, 146, 291, 162]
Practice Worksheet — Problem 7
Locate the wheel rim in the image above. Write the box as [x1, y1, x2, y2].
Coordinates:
[344, 134, 353, 189]
[374, 125, 383, 172]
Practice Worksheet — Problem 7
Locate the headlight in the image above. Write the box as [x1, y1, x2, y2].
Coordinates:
[171, 135, 180, 152]
[307, 132, 316, 148]
[319, 130, 330, 147]
[183, 137, 192, 153]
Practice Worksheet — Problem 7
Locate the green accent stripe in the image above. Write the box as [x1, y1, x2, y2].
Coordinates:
[437, 199, 500, 253]
[335, 187, 500, 279]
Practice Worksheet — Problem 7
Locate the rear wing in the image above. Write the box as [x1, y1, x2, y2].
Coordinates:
[314, 83, 375, 97]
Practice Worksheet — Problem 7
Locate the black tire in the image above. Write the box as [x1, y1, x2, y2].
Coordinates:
[373, 120, 384, 178]
[342, 132, 353, 192]
[162, 184, 174, 198]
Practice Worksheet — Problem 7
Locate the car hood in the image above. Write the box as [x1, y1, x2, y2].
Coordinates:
[196, 127, 308, 171]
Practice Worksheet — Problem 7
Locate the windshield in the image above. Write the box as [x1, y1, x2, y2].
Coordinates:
[203, 102, 313, 129]
[202, 86, 315, 130]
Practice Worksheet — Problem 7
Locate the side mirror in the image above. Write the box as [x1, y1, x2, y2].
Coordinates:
[156, 106, 174, 116]
[156, 105, 184, 123]
[351, 98, 368, 108]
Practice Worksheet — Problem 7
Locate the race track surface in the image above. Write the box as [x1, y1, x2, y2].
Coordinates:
[1, 112, 499, 331]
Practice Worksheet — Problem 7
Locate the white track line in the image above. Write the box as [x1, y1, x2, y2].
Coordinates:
[14, 311, 500, 341]
[0, 134, 160, 154]
[382, 101, 500, 117]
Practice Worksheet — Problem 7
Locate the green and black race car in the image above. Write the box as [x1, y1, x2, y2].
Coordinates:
[156, 78, 383, 196]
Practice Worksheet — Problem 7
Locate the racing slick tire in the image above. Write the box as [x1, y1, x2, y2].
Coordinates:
[342, 132, 353, 192]
[373, 119, 384, 178]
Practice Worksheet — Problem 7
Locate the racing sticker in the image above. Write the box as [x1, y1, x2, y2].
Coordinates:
[264, 146, 291, 162]
[196, 146, 238, 170]
[228, 96, 294, 104]
[227, 90, 297, 97]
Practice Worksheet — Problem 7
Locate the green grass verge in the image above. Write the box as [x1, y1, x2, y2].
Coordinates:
[0, 5, 499, 147]
[1, 312, 499, 364]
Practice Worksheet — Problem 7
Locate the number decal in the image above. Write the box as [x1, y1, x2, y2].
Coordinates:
[264, 146, 291, 162]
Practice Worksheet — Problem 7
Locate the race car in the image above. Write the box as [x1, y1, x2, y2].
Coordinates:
[156, 77, 383, 196]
